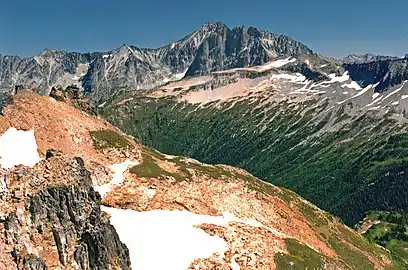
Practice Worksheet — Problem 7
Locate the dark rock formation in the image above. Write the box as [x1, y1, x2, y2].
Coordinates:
[345, 58, 408, 92]
[1, 159, 131, 269]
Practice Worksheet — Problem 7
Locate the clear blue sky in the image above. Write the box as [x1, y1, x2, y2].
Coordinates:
[2, 0, 407, 58]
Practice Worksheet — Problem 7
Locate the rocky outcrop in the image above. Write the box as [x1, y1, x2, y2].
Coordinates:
[0, 157, 131, 270]
[49, 85, 97, 115]
[342, 53, 399, 64]
[345, 58, 408, 92]
[185, 23, 313, 77]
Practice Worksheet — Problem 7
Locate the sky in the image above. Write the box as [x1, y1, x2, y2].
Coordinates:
[2, 0, 407, 58]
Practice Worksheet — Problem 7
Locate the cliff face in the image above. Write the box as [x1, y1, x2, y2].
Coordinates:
[0, 157, 130, 269]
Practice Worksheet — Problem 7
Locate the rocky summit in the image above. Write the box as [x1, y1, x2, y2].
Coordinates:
[0, 90, 403, 269]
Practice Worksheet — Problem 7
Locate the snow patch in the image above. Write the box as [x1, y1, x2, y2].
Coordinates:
[343, 91, 349, 95]
[326, 72, 350, 83]
[365, 96, 383, 107]
[383, 81, 406, 101]
[338, 84, 374, 105]
[94, 160, 138, 197]
[270, 73, 306, 83]
[392, 101, 400, 106]
[341, 81, 362, 90]
[368, 106, 381, 111]
[372, 93, 380, 100]
[102, 207, 269, 270]
[320, 64, 328, 68]
[102, 54, 110, 59]
[0, 128, 41, 169]
[174, 69, 188, 80]
[258, 57, 296, 71]
[402, 95, 408, 100]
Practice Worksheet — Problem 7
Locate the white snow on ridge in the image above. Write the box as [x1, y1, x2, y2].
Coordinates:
[326, 72, 350, 83]
[174, 68, 189, 80]
[0, 128, 41, 169]
[258, 57, 296, 71]
[102, 207, 271, 270]
[94, 160, 138, 197]
[372, 92, 380, 100]
[383, 82, 407, 101]
[270, 73, 306, 83]
[338, 84, 374, 105]
[341, 81, 362, 90]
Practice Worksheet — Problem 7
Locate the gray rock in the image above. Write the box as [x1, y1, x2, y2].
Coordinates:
[0, 22, 315, 104]
[2, 161, 131, 269]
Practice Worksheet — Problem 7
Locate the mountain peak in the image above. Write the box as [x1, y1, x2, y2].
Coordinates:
[200, 21, 229, 33]
[41, 49, 66, 56]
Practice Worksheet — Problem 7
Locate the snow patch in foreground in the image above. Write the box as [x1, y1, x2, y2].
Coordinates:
[102, 207, 267, 270]
[0, 128, 41, 169]
[94, 160, 138, 197]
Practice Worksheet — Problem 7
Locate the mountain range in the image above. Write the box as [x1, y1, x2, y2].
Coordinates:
[1, 22, 407, 104]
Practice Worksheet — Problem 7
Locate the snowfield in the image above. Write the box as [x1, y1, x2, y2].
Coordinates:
[102, 207, 269, 270]
[0, 128, 41, 169]
[94, 159, 138, 197]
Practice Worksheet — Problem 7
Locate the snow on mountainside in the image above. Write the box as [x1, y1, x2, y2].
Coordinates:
[0, 128, 41, 169]
[2, 22, 406, 105]
[0, 22, 315, 103]
[101, 53, 408, 232]
[0, 90, 402, 269]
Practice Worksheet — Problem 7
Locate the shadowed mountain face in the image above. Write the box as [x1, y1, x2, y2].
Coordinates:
[342, 53, 400, 64]
[345, 58, 408, 92]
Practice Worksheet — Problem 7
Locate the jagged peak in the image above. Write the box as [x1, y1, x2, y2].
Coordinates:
[201, 21, 228, 30]
[41, 49, 66, 56]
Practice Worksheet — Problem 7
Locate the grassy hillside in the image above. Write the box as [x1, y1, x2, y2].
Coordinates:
[102, 93, 408, 226]
[360, 211, 408, 264]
